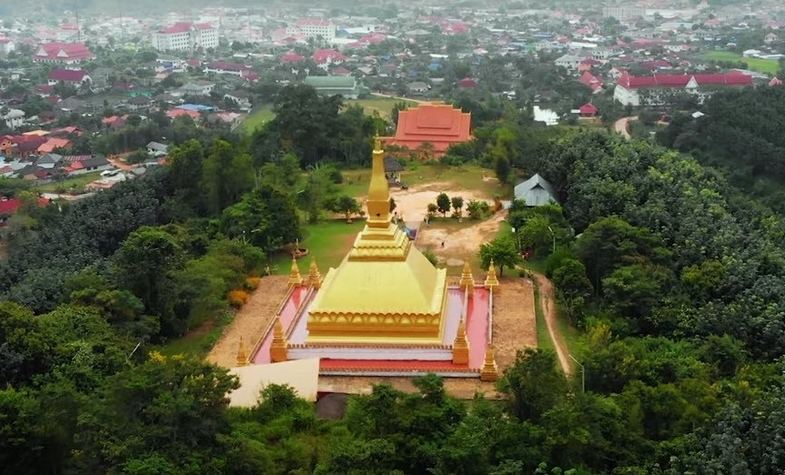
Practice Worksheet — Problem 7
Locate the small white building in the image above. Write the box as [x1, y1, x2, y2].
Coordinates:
[1, 109, 25, 130]
[554, 54, 583, 70]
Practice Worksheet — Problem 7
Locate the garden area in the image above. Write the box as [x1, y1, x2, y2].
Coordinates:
[701, 50, 780, 75]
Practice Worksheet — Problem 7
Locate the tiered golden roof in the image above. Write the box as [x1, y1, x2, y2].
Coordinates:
[235, 337, 248, 367]
[459, 262, 475, 290]
[484, 259, 500, 290]
[288, 256, 303, 286]
[306, 137, 448, 343]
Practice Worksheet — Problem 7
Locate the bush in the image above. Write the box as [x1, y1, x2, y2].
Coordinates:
[422, 249, 439, 266]
[467, 200, 491, 220]
[228, 289, 249, 308]
[244, 276, 261, 290]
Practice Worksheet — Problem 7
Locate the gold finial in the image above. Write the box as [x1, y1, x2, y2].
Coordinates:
[452, 318, 470, 365]
[288, 254, 303, 286]
[484, 259, 500, 290]
[459, 261, 474, 290]
[480, 345, 499, 382]
[235, 336, 248, 366]
[374, 135, 382, 151]
[367, 134, 390, 228]
[270, 317, 288, 362]
[308, 257, 322, 289]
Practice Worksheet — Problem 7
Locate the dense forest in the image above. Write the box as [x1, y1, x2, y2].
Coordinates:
[657, 86, 785, 213]
[4, 83, 785, 473]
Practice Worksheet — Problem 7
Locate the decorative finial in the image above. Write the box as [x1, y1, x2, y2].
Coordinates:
[452, 318, 470, 365]
[288, 254, 303, 286]
[480, 345, 499, 382]
[374, 135, 382, 151]
[459, 261, 475, 290]
[484, 259, 500, 290]
[235, 336, 248, 366]
[308, 257, 322, 289]
[270, 317, 288, 362]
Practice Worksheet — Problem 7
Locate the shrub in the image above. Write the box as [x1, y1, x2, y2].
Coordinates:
[422, 249, 439, 266]
[228, 289, 249, 308]
[244, 276, 261, 290]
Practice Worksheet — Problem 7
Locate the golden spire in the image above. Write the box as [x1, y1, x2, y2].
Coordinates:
[452, 318, 470, 365]
[484, 259, 500, 290]
[288, 255, 303, 286]
[480, 345, 499, 382]
[235, 336, 248, 366]
[270, 317, 288, 362]
[308, 257, 322, 289]
[366, 135, 390, 228]
[459, 261, 475, 290]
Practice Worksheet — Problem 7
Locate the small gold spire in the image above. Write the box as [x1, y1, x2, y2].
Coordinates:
[308, 257, 322, 289]
[373, 134, 382, 151]
[484, 259, 500, 290]
[288, 255, 303, 286]
[459, 261, 474, 290]
[235, 336, 248, 367]
[452, 318, 470, 365]
[480, 345, 499, 382]
[270, 317, 288, 362]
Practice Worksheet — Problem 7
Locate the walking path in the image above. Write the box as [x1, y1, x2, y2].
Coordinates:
[532, 272, 573, 375]
[613, 116, 638, 140]
[206, 275, 290, 368]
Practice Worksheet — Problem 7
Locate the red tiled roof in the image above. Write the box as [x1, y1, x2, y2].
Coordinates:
[35, 42, 93, 61]
[48, 69, 89, 82]
[386, 103, 472, 156]
[579, 71, 603, 90]
[159, 22, 193, 34]
[297, 18, 332, 27]
[458, 77, 478, 88]
[312, 49, 346, 64]
[280, 51, 305, 63]
[617, 72, 753, 89]
[37, 137, 71, 154]
[579, 103, 599, 115]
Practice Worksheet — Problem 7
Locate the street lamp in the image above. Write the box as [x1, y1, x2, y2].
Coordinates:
[569, 354, 585, 394]
[511, 226, 521, 252]
[547, 225, 556, 254]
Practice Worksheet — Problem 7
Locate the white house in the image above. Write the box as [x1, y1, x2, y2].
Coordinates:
[554, 54, 583, 70]
[153, 22, 219, 52]
[2, 109, 25, 130]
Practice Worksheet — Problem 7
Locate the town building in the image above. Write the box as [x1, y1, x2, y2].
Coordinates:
[0, 37, 15, 55]
[303, 76, 362, 99]
[602, 6, 646, 21]
[242, 140, 498, 380]
[614, 72, 753, 106]
[153, 22, 219, 52]
[47, 69, 92, 87]
[383, 103, 472, 157]
[33, 42, 94, 64]
[287, 18, 336, 43]
[1, 109, 25, 130]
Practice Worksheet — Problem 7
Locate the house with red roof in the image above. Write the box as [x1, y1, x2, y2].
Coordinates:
[280, 51, 305, 64]
[579, 103, 599, 117]
[458, 77, 478, 89]
[48, 69, 92, 86]
[0, 196, 50, 224]
[382, 103, 472, 158]
[33, 42, 93, 64]
[312, 49, 346, 69]
[614, 72, 753, 106]
[579, 71, 604, 94]
[37, 137, 71, 154]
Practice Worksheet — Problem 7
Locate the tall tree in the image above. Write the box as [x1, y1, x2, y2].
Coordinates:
[201, 139, 254, 214]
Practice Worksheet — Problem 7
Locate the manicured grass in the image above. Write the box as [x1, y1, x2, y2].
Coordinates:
[269, 219, 366, 274]
[533, 282, 555, 352]
[701, 50, 780, 75]
[157, 312, 233, 359]
[241, 104, 275, 135]
[346, 96, 417, 118]
[34, 171, 103, 193]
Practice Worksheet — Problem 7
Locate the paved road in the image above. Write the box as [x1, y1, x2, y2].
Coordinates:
[613, 116, 638, 140]
[532, 272, 573, 375]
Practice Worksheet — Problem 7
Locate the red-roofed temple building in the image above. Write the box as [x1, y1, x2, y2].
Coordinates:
[614, 72, 753, 106]
[383, 103, 472, 158]
[33, 42, 94, 64]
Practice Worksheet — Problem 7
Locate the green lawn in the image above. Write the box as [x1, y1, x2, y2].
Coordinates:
[701, 50, 780, 75]
[269, 219, 366, 275]
[241, 104, 275, 135]
[157, 312, 233, 359]
[35, 171, 103, 193]
[346, 96, 417, 118]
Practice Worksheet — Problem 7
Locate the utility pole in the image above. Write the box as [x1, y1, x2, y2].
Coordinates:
[569, 354, 585, 394]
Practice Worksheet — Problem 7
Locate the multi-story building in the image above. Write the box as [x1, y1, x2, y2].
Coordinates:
[613, 72, 753, 106]
[602, 6, 646, 22]
[286, 18, 335, 43]
[153, 22, 219, 52]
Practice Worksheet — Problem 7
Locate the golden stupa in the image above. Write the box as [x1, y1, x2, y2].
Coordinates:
[306, 137, 448, 343]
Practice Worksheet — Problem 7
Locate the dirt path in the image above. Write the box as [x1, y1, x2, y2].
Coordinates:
[614, 116, 638, 140]
[207, 275, 290, 368]
[418, 210, 507, 264]
[532, 273, 572, 375]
